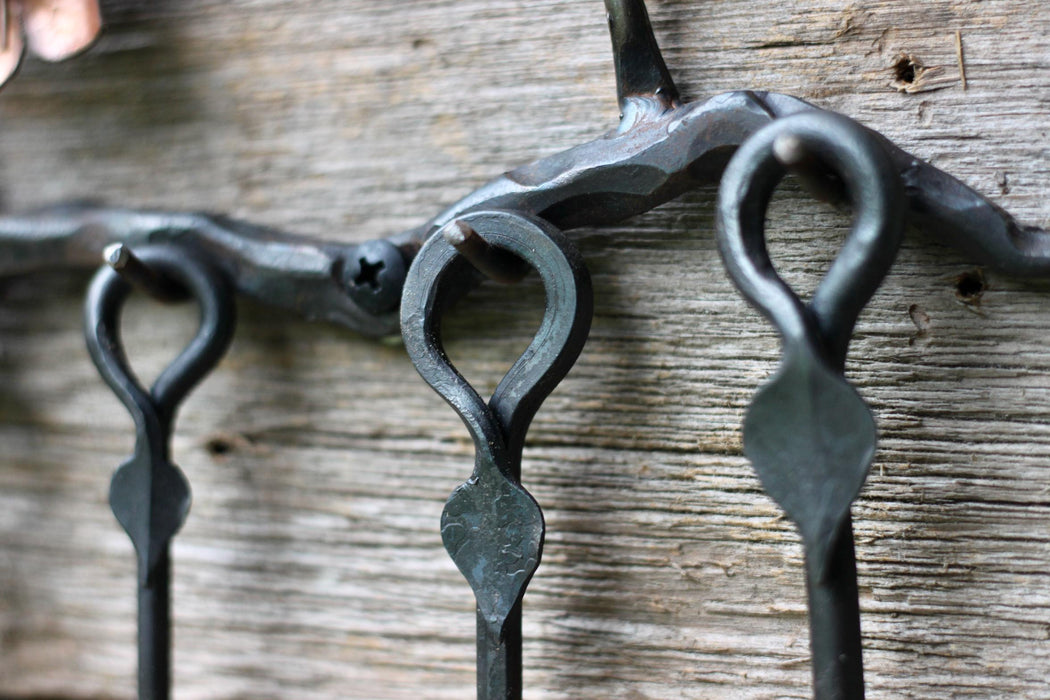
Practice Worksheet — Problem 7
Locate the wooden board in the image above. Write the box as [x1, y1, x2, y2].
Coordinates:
[2, 0, 1049, 697]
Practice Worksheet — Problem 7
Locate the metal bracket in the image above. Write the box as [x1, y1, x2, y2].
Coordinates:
[2, 0, 1048, 337]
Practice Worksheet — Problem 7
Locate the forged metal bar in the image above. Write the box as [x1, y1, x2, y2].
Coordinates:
[1, 2, 1048, 338]
[716, 112, 907, 698]
[1, 206, 401, 332]
[808, 522, 864, 700]
[84, 246, 236, 700]
[402, 210, 593, 699]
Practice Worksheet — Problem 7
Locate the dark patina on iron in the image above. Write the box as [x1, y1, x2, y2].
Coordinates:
[401, 210, 592, 700]
[717, 111, 906, 700]
[84, 245, 235, 700]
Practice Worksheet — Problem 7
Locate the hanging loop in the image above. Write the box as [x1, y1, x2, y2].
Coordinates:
[402, 209, 593, 472]
[717, 110, 905, 371]
[84, 244, 236, 583]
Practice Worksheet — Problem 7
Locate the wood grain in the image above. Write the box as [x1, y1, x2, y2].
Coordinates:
[2, 1, 1050, 698]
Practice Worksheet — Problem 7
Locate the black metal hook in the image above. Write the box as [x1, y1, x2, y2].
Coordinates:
[716, 111, 905, 700]
[401, 209, 592, 700]
[84, 244, 236, 700]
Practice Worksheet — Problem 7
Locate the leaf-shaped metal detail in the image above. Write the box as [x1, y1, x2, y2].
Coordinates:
[441, 460, 544, 636]
[742, 351, 876, 581]
[109, 452, 191, 587]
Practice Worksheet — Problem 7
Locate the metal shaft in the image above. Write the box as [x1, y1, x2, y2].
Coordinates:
[804, 518, 864, 700]
[477, 603, 523, 700]
[603, 0, 679, 108]
[137, 548, 172, 700]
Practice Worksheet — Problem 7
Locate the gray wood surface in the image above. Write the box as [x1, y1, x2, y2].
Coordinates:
[2, 1, 1049, 698]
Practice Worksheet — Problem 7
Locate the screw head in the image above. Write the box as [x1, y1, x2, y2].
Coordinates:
[341, 240, 407, 315]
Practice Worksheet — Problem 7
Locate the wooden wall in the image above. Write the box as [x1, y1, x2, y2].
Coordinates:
[2, 1, 1049, 697]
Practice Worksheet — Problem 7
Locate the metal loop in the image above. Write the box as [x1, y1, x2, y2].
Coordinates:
[401, 209, 593, 467]
[84, 244, 237, 439]
[716, 111, 905, 369]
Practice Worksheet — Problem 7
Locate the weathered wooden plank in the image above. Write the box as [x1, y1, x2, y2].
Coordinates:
[2, 0, 1050, 698]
